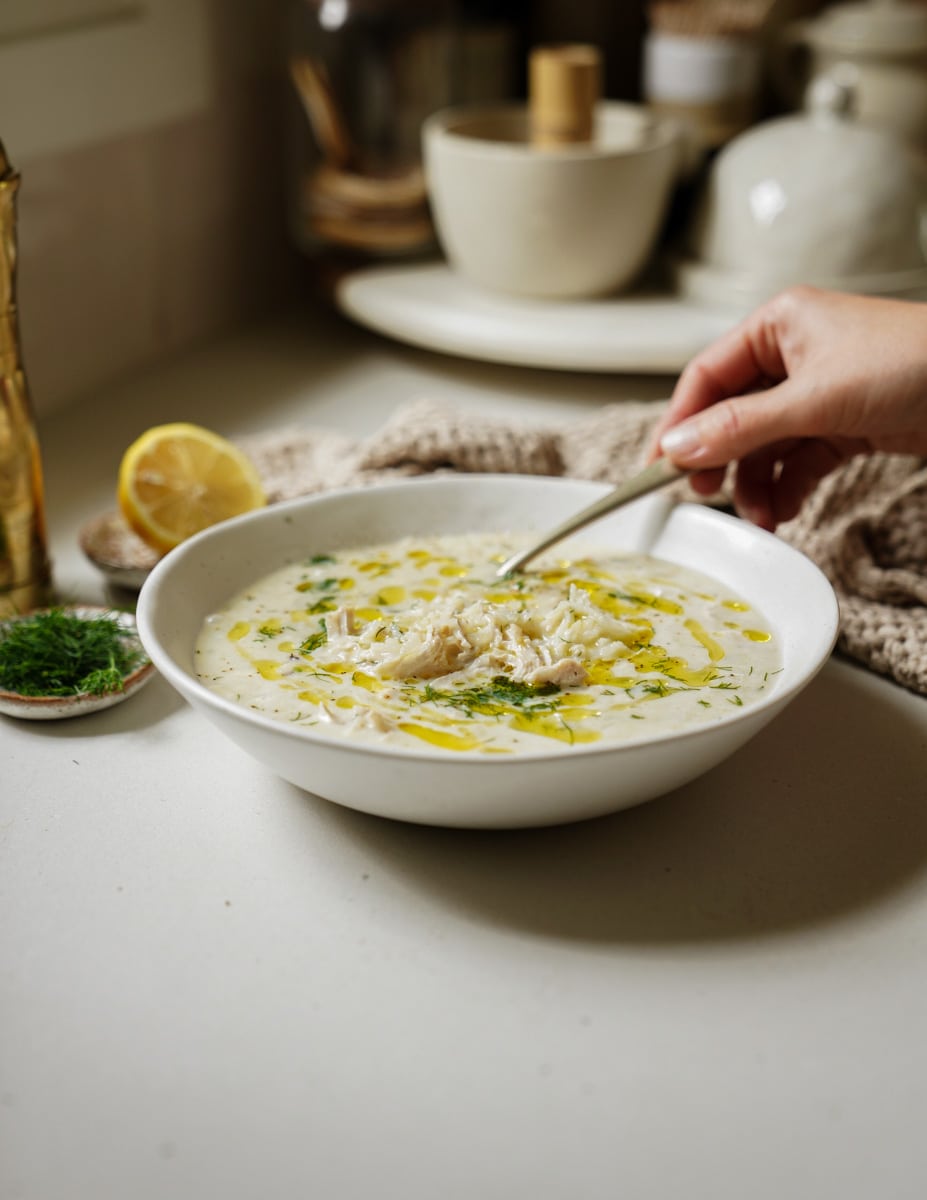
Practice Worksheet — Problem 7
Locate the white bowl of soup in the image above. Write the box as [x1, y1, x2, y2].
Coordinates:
[136, 475, 838, 829]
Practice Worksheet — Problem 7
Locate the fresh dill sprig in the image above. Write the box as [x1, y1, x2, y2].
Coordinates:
[0, 609, 146, 697]
[77, 664, 126, 695]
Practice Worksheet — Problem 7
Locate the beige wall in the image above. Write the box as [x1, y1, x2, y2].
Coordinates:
[2, 0, 299, 416]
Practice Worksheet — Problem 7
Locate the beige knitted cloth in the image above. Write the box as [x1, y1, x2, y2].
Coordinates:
[237, 397, 927, 698]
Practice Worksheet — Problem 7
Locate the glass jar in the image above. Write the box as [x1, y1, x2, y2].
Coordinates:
[287, 0, 462, 261]
[0, 140, 52, 618]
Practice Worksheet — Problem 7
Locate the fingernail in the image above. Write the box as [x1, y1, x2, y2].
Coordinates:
[659, 421, 703, 462]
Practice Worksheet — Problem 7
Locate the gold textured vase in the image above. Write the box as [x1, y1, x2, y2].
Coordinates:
[0, 138, 52, 618]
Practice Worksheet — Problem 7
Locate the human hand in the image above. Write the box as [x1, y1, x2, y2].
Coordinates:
[650, 286, 927, 530]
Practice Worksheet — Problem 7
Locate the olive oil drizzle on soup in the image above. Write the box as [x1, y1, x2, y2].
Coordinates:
[194, 532, 780, 755]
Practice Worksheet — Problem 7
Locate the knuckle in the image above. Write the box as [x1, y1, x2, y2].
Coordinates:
[772, 283, 817, 316]
[705, 399, 745, 450]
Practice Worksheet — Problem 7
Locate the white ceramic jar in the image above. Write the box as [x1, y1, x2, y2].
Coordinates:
[776, 0, 927, 152]
[643, 29, 763, 152]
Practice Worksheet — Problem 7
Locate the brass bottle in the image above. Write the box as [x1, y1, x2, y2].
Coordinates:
[0, 139, 52, 618]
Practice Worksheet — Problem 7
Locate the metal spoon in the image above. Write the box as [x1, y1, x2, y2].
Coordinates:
[496, 457, 687, 579]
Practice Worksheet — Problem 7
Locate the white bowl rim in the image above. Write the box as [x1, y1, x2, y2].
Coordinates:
[137, 476, 839, 767]
[423, 101, 681, 161]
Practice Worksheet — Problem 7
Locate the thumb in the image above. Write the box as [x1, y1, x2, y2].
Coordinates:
[658, 383, 804, 469]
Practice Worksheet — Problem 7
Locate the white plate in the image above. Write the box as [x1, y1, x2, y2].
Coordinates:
[335, 260, 740, 373]
[137, 476, 839, 829]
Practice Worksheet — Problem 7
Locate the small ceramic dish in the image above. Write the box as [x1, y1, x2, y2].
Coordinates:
[79, 511, 161, 591]
[0, 606, 155, 720]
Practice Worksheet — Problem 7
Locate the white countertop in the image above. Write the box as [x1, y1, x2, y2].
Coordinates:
[4, 302, 927, 1200]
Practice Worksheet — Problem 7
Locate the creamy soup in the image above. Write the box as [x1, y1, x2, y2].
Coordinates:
[194, 532, 780, 755]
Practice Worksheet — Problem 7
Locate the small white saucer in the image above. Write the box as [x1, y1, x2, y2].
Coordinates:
[0, 606, 155, 720]
[335, 260, 740, 374]
[676, 257, 927, 311]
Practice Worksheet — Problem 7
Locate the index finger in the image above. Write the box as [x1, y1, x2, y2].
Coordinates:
[651, 303, 789, 447]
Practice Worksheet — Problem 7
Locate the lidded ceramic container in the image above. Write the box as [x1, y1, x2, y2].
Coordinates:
[676, 74, 927, 309]
[776, 0, 927, 150]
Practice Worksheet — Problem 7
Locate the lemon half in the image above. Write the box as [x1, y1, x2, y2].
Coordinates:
[117, 422, 266, 553]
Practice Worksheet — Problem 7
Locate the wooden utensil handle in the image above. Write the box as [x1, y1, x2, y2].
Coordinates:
[290, 56, 355, 169]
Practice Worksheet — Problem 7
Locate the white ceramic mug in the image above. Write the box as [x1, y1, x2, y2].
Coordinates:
[422, 102, 685, 300]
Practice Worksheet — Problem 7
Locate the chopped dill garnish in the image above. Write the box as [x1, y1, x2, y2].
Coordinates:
[421, 674, 561, 718]
[608, 589, 643, 604]
[638, 680, 675, 698]
[299, 619, 328, 656]
[296, 576, 340, 595]
[0, 608, 145, 697]
[256, 623, 289, 641]
[307, 554, 335, 565]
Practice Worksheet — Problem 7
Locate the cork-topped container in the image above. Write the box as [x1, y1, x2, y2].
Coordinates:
[422, 45, 686, 300]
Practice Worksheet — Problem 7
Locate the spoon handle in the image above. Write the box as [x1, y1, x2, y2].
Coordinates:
[497, 458, 687, 578]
